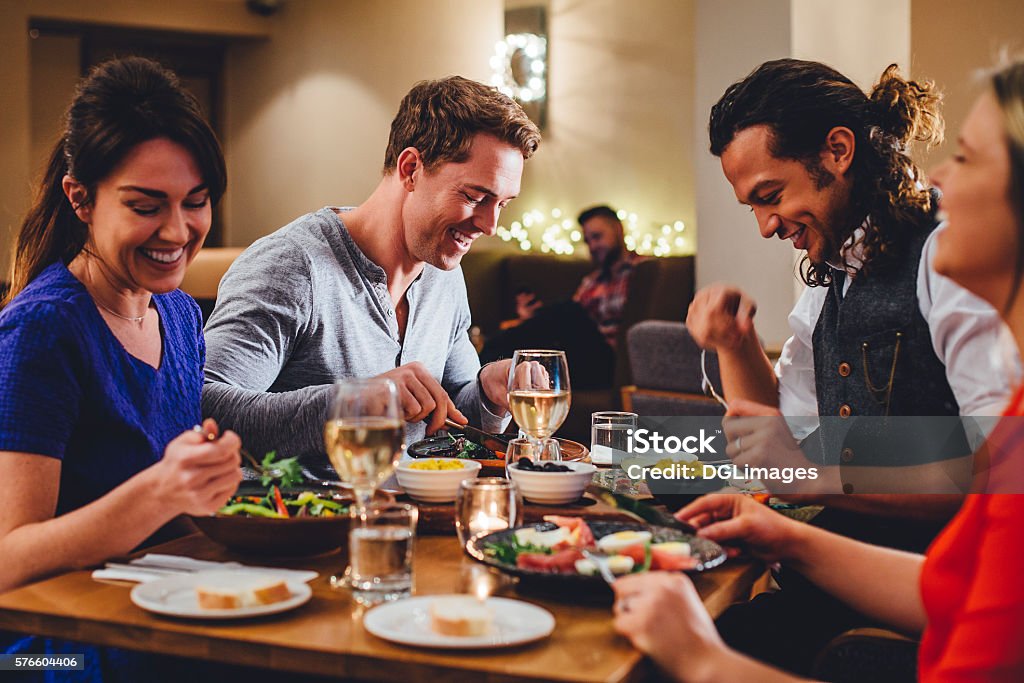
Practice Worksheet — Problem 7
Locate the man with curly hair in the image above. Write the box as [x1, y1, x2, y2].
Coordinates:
[685, 59, 1018, 674]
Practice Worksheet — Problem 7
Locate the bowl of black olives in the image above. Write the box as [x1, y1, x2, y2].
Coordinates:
[506, 459, 597, 505]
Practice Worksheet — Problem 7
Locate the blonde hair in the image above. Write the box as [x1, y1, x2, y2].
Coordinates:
[991, 60, 1024, 307]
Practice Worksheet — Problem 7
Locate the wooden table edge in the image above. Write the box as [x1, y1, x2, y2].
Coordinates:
[0, 535, 765, 682]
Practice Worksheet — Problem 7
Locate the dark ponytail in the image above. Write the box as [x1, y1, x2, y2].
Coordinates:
[850, 65, 944, 284]
[4, 56, 226, 305]
[7, 142, 90, 305]
[868, 64, 944, 151]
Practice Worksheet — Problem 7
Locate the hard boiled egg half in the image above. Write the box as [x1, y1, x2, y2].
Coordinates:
[514, 526, 571, 549]
[651, 541, 691, 556]
[596, 530, 653, 555]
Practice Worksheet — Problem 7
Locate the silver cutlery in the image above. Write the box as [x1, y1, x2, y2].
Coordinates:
[580, 548, 617, 586]
[102, 563, 183, 575]
[701, 349, 729, 411]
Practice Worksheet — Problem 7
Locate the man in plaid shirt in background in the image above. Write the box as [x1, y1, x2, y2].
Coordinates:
[572, 205, 646, 349]
[481, 205, 643, 389]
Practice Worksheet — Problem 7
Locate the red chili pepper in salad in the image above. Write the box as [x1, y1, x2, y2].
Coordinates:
[272, 485, 288, 517]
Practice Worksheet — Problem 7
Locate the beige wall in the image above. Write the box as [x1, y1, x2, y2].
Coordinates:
[0, 0, 269, 277]
[222, 0, 503, 246]
[911, 0, 1024, 169]
[791, 0, 911, 306]
[1, 0, 501, 266]
[793, 0, 911, 91]
[29, 33, 81, 183]
[506, 0, 696, 254]
[694, 0, 795, 348]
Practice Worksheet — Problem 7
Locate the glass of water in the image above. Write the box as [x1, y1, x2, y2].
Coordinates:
[591, 411, 638, 465]
[349, 502, 418, 605]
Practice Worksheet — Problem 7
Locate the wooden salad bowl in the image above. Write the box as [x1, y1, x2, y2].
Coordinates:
[191, 486, 393, 558]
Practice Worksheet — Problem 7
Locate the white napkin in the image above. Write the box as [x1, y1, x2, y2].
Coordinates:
[91, 553, 319, 584]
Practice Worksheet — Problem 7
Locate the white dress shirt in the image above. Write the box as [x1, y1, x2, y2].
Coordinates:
[776, 222, 1020, 442]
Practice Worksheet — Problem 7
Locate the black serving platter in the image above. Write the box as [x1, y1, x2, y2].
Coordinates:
[466, 519, 726, 592]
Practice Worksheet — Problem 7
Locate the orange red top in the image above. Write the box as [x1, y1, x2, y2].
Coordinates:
[918, 386, 1024, 681]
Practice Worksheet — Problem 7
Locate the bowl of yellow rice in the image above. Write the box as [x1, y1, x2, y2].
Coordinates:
[395, 458, 482, 503]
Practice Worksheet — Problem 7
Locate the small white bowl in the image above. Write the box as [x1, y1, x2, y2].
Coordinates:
[395, 458, 482, 503]
[506, 461, 597, 505]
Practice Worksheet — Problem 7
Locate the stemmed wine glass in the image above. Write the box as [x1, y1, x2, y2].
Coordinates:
[506, 349, 571, 460]
[324, 378, 404, 515]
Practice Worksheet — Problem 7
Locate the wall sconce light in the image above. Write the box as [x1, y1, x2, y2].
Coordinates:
[490, 33, 547, 104]
[491, 6, 547, 128]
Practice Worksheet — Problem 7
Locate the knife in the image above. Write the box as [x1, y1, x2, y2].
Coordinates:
[585, 484, 698, 535]
[443, 418, 512, 455]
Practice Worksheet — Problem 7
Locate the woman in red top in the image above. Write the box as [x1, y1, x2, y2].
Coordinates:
[611, 60, 1024, 683]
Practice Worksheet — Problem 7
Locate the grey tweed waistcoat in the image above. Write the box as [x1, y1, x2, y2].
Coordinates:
[810, 219, 967, 471]
[812, 220, 958, 418]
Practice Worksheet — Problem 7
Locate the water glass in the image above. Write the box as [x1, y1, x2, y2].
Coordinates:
[591, 411, 638, 465]
[349, 502, 418, 605]
[455, 478, 524, 550]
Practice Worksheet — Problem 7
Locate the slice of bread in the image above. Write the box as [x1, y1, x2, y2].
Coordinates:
[429, 596, 494, 637]
[194, 571, 292, 610]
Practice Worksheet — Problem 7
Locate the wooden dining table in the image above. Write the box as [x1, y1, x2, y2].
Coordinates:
[0, 529, 763, 683]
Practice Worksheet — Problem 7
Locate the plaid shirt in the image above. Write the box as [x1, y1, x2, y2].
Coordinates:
[573, 252, 645, 348]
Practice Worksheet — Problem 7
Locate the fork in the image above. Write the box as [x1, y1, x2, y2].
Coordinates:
[580, 548, 618, 586]
[700, 349, 729, 411]
[239, 447, 284, 478]
[193, 426, 284, 478]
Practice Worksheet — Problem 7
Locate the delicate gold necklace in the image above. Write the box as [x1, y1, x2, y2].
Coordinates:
[96, 301, 147, 325]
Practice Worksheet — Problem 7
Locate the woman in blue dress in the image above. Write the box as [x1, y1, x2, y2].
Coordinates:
[0, 57, 242, 680]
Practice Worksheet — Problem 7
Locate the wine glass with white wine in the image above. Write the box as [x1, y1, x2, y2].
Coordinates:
[507, 349, 571, 460]
[324, 378, 404, 515]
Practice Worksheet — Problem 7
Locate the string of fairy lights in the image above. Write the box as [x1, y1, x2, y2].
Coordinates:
[494, 208, 693, 257]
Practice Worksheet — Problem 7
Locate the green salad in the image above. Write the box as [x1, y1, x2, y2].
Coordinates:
[217, 451, 349, 519]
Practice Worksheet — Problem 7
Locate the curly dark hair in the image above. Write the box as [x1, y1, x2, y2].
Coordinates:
[709, 59, 944, 287]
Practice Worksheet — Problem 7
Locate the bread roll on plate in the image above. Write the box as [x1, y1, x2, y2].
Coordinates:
[429, 596, 494, 636]
[195, 571, 292, 610]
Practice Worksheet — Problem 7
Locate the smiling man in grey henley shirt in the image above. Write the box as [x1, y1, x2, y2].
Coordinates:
[201, 77, 541, 474]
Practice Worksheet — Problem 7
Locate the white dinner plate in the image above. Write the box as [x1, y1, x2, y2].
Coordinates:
[363, 595, 555, 649]
[130, 570, 312, 619]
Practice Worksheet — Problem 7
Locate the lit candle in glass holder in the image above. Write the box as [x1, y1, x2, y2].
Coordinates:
[470, 510, 509, 536]
[455, 478, 523, 550]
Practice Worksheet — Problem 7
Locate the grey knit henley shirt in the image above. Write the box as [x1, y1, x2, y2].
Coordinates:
[201, 207, 508, 472]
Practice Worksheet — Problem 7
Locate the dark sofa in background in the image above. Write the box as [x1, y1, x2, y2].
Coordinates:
[460, 250, 696, 442]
